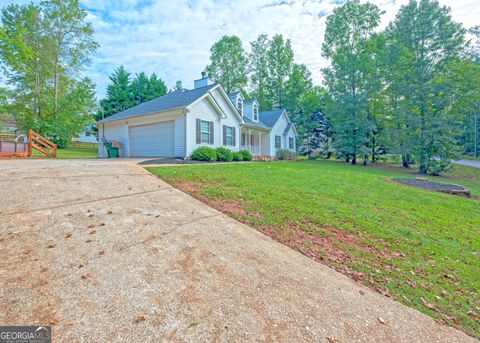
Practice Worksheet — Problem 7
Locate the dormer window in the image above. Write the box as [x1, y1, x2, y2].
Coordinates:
[253, 104, 258, 121]
[236, 97, 243, 116]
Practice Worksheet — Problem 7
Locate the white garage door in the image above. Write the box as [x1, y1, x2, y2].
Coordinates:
[129, 121, 175, 157]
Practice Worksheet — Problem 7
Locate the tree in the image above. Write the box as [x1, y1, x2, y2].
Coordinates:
[248, 34, 271, 110]
[98, 66, 168, 120]
[322, 0, 383, 164]
[267, 34, 294, 108]
[42, 0, 98, 118]
[386, 0, 466, 174]
[284, 63, 313, 115]
[205, 35, 247, 93]
[146, 73, 167, 100]
[0, 1, 97, 144]
[98, 65, 132, 119]
[130, 72, 149, 106]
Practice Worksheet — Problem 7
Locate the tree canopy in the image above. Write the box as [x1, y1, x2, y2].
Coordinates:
[0, 0, 98, 146]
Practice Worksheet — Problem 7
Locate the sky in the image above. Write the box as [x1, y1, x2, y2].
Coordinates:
[2, 0, 480, 99]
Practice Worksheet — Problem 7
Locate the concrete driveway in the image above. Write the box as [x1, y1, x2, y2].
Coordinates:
[454, 159, 480, 169]
[0, 159, 476, 342]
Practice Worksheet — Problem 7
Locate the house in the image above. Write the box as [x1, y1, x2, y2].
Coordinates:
[96, 74, 297, 158]
[76, 125, 98, 143]
[0, 114, 18, 134]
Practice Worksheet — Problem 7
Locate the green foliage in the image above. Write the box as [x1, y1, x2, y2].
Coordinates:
[232, 151, 244, 161]
[205, 35, 247, 93]
[0, 0, 97, 141]
[215, 147, 234, 162]
[276, 148, 295, 160]
[267, 34, 294, 109]
[322, 0, 382, 165]
[248, 34, 271, 110]
[97, 66, 167, 120]
[191, 146, 217, 161]
[239, 149, 253, 161]
[385, 0, 466, 174]
[149, 160, 480, 338]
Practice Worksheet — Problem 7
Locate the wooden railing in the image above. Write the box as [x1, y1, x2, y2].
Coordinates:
[28, 129, 57, 158]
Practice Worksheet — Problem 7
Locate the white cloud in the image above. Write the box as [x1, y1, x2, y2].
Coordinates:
[2, 0, 479, 98]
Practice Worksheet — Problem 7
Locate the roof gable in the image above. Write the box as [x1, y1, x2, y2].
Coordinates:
[258, 109, 285, 128]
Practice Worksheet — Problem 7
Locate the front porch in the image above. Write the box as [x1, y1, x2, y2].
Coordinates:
[240, 127, 269, 157]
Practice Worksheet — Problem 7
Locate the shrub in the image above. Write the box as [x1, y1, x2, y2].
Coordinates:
[276, 148, 295, 161]
[191, 146, 217, 161]
[215, 147, 234, 162]
[233, 152, 244, 161]
[239, 149, 253, 161]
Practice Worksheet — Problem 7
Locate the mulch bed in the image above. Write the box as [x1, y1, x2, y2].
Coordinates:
[392, 178, 470, 196]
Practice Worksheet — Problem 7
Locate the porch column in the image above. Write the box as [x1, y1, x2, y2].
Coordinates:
[248, 129, 252, 151]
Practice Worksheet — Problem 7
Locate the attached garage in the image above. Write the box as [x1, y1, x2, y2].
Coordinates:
[129, 121, 175, 157]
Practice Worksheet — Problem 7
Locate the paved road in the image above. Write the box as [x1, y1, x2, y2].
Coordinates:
[454, 159, 480, 169]
[0, 159, 476, 342]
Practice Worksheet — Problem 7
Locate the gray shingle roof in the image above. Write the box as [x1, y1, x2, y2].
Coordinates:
[98, 84, 218, 123]
[243, 117, 269, 130]
[259, 109, 285, 128]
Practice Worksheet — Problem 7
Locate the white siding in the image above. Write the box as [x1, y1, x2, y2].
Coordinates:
[285, 127, 297, 152]
[185, 90, 242, 156]
[268, 112, 297, 156]
[174, 116, 186, 157]
[99, 110, 185, 157]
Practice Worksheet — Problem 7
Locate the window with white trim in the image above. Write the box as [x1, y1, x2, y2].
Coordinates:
[289, 137, 294, 149]
[225, 126, 234, 146]
[201, 120, 211, 144]
[253, 104, 258, 121]
[275, 135, 281, 149]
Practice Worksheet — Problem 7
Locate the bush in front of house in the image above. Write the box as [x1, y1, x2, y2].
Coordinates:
[215, 147, 234, 162]
[232, 152, 244, 161]
[239, 149, 253, 161]
[191, 146, 217, 161]
[276, 148, 295, 160]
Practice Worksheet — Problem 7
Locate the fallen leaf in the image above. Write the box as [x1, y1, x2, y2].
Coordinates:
[406, 279, 417, 288]
[377, 317, 386, 324]
[87, 224, 95, 229]
[135, 315, 146, 323]
[99, 249, 105, 256]
[326, 335, 338, 343]
[89, 230, 96, 235]
[47, 244, 55, 249]
[78, 263, 85, 268]
[81, 273, 92, 280]
[359, 290, 365, 295]
[65, 233, 72, 238]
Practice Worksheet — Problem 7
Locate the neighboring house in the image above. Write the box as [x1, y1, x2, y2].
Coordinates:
[76, 125, 98, 143]
[0, 114, 18, 134]
[96, 74, 297, 158]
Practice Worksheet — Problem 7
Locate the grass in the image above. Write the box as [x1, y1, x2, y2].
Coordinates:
[147, 160, 480, 338]
[57, 143, 98, 159]
[31, 142, 98, 159]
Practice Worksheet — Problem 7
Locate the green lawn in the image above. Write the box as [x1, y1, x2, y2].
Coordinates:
[57, 143, 98, 159]
[31, 142, 98, 159]
[147, 160, 480, 337]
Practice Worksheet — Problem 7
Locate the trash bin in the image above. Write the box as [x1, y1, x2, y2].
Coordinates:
[104, 142, 119, 158]
[107, 146, 119, 158]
